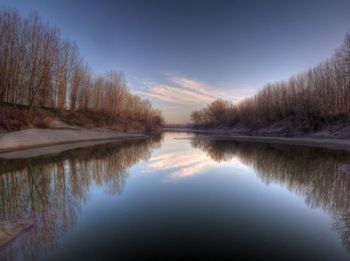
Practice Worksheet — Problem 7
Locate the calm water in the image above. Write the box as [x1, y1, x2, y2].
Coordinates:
[1, 132, 350, 260]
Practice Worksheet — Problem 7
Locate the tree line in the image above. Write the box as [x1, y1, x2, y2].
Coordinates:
[0, 8, 163, 128]
[191, 30, 350, 132]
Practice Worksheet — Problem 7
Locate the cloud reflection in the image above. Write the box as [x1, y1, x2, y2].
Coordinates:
[146, 151, 213, 181]
[146, 149, 249, 181]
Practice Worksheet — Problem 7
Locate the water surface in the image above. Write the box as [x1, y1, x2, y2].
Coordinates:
[1, 132, 350, 260]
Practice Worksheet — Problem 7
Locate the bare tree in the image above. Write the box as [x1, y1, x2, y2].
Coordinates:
[191, 30, 350, 132]
[0, 8, 163, 130]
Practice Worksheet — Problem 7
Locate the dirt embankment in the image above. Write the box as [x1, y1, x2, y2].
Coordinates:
[165, 127, 350, 152]
[193, 134, 350, 152]
[0, 102, 161, 134]
[185, 118, 350, 139]
[0, 128, 147, 159]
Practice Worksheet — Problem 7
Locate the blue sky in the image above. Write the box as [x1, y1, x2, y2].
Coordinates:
[1, 0, 350, 123]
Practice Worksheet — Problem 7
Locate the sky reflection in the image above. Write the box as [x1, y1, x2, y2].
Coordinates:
[144, 134, 264, 181]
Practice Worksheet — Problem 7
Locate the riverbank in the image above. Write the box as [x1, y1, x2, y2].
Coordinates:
[195, 134, 350, 152]
[166, 128, 350, 152]
[0, 102, 163, 134]
[3, 127, 350, 160]
[0, 128, 147, 158]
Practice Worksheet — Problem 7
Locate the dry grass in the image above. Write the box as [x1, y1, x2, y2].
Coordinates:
[59, 110, 149, 132]
[0, 103, 159, 133]
[0, 104, 50, 132]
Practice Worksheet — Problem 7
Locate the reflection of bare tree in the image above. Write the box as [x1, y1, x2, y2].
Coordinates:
[192, 138, 350, 252]
[0, 137, 161, 260]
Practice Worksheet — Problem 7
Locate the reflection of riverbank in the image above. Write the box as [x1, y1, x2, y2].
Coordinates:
[0, 218, 35, 249]
[192, 138, 350, 251]
[0, 136, 162, 260]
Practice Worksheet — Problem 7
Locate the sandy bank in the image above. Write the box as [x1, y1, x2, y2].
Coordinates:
[193, 134, 350, 152]
[0, 218, 35, 248]
[0, 128, 147, 158]
[164, 128, 350, 152]
[163, 128, 350, 151]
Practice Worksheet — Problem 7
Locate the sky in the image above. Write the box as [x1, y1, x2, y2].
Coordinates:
[1, 0, 350, 123]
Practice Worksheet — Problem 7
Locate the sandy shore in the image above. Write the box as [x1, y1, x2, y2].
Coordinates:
[2, 127, 350, 159]
[165, 128, 350, 152]
[0, 128, 147, 158]
[193, 134, 350, 152]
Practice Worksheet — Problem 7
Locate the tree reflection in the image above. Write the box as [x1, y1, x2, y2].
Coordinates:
[192, 138, 350, 252]
[0, 136, 161, 260]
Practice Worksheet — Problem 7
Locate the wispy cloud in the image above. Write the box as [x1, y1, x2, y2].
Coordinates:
[132, 74, 257, 123]
[168, 75, 209, 92]
[147, 84, 214, 104]
[135, 74, 256, 106]
[135, 75, 227, 105]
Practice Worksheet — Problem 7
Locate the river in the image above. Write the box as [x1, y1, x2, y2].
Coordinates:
[1, 132, 350, 260]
